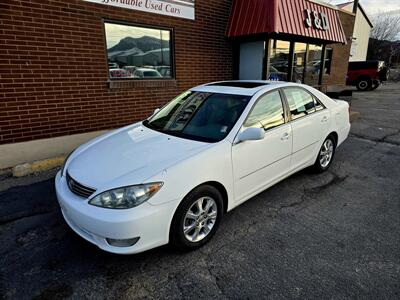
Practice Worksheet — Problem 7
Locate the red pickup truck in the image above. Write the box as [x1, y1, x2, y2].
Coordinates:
[346, 60, 388, 91]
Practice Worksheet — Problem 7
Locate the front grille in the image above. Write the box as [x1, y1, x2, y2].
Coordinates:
[66, 171, 96, 199]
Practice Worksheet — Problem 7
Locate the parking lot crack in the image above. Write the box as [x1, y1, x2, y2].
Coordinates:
[276, 194, 307, 210]
[350, 133, 379, 143]
[0, 210, 53, 226]
[350, 130, 400, 146]
[203, 258, 228, 298]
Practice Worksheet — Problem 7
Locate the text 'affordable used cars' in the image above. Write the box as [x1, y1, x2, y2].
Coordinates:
[55, 81, 351, 254]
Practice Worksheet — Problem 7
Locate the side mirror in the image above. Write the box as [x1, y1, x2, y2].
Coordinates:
[153, 108, 160, 115]
[237, 127, 265, 143]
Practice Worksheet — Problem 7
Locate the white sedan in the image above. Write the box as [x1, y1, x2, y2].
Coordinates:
[55, 81, 350, 254]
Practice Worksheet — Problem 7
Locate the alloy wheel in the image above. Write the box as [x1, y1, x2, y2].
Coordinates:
[183, 197, 218, 242]
[357, 77, 372, 91]
[319, 139, 334, 168]
[359, 80, 368, 89]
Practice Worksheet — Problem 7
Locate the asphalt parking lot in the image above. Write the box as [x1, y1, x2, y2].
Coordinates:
[1, 83, 399, 300]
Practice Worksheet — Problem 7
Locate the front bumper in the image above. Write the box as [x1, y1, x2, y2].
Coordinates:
[55, 171, 178, 254]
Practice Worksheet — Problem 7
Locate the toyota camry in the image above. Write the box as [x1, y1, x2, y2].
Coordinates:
[55, 81, 351, 254]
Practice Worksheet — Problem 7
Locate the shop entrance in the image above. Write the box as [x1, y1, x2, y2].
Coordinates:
[237, 39, 329, 88]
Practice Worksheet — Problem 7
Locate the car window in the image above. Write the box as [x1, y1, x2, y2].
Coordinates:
[283, 88, 316, 120]
[314, 96, 324, 111]
[144, 91, 250, 143]
[144, 71, 161, 78]
[244, 90, 285, 131]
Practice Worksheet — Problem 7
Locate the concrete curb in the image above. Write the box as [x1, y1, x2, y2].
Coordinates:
[12, 156, 66, 177]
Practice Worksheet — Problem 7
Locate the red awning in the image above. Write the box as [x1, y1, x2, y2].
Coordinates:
[227, 0, 347, 44]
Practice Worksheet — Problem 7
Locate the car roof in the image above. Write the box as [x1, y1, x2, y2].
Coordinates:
[191, 80, 293, 96]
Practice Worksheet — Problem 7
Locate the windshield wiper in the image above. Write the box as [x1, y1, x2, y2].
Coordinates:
[143, 120, 177, 136]
[143, 119, 159, 130]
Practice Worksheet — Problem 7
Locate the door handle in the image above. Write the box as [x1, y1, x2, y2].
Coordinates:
[281, 132, 290, 140]
[321, 116, 328, 123]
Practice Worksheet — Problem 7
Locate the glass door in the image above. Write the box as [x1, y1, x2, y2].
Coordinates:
[269, 40, 290, 81]
[292, 43, 307, 83]
[304, 44, 323, 87]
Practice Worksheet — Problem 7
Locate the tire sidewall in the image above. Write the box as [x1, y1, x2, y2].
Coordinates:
[170, 185, 224, 250]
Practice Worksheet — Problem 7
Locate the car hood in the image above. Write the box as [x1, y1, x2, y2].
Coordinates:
[67, 123, 210, 190]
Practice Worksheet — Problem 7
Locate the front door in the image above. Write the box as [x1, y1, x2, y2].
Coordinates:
[232, 90, 292, 203]
[239, 41, 265, 80]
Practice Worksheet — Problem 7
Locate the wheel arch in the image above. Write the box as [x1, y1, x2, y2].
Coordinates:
[357, 74, 372, 82]
[170, 181, 229, 221]
[328, 131, 338, 147]
[199, 181, 229, 213]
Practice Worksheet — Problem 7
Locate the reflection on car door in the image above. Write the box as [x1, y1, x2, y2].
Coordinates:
[232, 90, 293, 203]
[283, 88, 330, 171]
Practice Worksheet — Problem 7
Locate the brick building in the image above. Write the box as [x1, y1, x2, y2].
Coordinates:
[0, 0, 354, 169]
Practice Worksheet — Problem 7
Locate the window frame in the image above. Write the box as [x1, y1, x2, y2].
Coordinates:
[280, 86, 326, 122]
[324, 48, 333, 75]
[242, 88, 290, 132]
[102, 19, 176, 81]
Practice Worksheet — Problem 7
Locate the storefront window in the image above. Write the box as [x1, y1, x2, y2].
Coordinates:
[104, 22, 173, 80]
[267, 40, 328, 86]
[304, 44, 323, 86]
[269, 40, 290, 81]
[292, 43, 307, 83]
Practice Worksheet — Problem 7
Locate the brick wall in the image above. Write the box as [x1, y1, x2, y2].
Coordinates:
[322, 10, 355, 89]
[0, 0, 234, 145]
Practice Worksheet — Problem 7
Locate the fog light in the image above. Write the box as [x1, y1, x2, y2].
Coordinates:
[106, 237, 140, 247]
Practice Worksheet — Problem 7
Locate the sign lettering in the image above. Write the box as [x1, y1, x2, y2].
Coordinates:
[305, 9, 329, 31]
[82, 0, 195, 20]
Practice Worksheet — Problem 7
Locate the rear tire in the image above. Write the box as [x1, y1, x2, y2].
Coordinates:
[370, 82, 380, 90]
[313, 136, 336, 173]
[356, 77, 372, 91]
[170, 185, 223, 251]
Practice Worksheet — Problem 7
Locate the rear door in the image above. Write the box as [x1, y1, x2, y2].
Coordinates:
[232, 90, 292, 203]
[282, 87, 330, 171]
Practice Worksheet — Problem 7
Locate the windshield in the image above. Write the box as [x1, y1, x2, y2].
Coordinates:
[144, 71, 161, 78]
[144, 91, 250, 142]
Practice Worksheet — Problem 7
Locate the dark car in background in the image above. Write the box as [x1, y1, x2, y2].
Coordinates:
[346, 60, 388, 91]
[109, 68, 130, 79]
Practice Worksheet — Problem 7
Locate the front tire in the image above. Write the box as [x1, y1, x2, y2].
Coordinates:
[170, 185, 223, 251]
[313, 136, 336, 172]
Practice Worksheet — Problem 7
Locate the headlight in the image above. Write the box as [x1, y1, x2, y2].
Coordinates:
[61, 150, 74, 177]
[89, 182, 163, 209]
